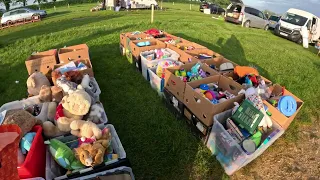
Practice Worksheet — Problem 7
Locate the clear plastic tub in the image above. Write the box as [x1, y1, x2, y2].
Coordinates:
[84, 77, 101, 103]
[206, 109, 284, 175]
[140, 48, 180, 81]
[148, 67, 164, 97]
[46, 124, 126, 180]
[71, 166, 135, 180]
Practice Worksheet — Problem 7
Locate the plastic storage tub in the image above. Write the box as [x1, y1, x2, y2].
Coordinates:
[140, 48, 180, 81]
[18, 125, 46, 179]
[46, 124, 126, 180]
[71, 166, 135, 180]
[206, 109, 284, 175]
[84, 77, 101, 103]
[148, 67, 165, 96]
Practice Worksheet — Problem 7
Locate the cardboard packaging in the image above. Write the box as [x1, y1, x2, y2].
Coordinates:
[53, 59, 94, 77]
[58, 44, 90, 64]
[164, 62, 220, 102]
[119, 32, 153, 55]
[185, 48, 222, 62]
[183, 75, 244, 127]
[263, 84, 304, 129]
[163, 88, 184, 119]
[167, 42, 208, 64]
[25, 49, 58, 75]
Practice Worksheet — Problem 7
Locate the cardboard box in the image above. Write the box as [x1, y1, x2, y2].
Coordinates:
[183, 75, 244, 127]
[58, 44, 90, 64]
[25, 49, 58, 75]
[185, 48, 222, 62]
[119, 32, 153, 51]
[53, 59, 94, 77]
[167, 42, 208, 64]
[164, 62, 219, 102]
[263, 84, 304, 129]
[129, 39, 166, 59]
[163, 88, 184, 119]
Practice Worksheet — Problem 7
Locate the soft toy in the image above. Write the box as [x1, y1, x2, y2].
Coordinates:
[63, 108, 83, 120]
[80, 74, 98, 100]
[52, 70, 83, 86]
[234, 66, 259, 78]
[51, 86, 63, 103]
[62, 88, 92, 116]
[3, 109, 42, 136]
[56, 75, 78, 94]
[87, 104, 104, 124]
[57, 117, 76, 132]
[43, 121, 65, 138]
[46, 139, 84, 170]
[70, 120, 102, 139]
[27, 72, 51, 96]
[145, 28, 164, 38]
[20, 132, 36, 154]
[74, 139, 108, 166]
[47, 102, 57, 122]
[39, 85, 52, 102]
[17, 149, 25, 166]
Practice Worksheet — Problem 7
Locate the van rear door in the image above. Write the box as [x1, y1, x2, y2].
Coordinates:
[311, 17, 320, 41]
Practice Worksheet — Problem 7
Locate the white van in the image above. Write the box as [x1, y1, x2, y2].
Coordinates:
[274, 8, 320, 44]
[109, 0, 157, 9]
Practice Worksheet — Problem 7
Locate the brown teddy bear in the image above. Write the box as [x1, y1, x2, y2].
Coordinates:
[27, 72, 51, 96]
[52, 70, 83, 86]
[70, 120, 102, 139]
[51, 86, 63, 103]
[74, 140, 108, 166]
[39, 85, 52, 102]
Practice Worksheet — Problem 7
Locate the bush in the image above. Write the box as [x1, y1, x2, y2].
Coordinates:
[26, 0, 98, 10]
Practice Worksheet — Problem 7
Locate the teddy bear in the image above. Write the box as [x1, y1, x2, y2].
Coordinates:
[43, 121, 66, 138]
[57, 75, 78, 95]
[3, 109, 42, 136]
[51, 86, 63, 103]
[52, 70, 83, 86]
[27, 72, 51, 96]
[62, 88, 92, 116]
[74, 139, 108, 166]
[87, 104, 104, 124]
[70, 120, 102, 140]
[39, 85, 52, 102]
[47, 102, 57, 122]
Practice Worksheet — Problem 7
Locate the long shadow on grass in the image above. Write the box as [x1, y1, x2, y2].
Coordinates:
[174, 33, 274, 82]
[0, 13, 123, 46]
[47, 11, 72, 18]
[86, 43, 225, 179]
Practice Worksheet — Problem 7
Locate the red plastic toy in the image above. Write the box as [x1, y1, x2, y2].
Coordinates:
[18, 125, 45, 179]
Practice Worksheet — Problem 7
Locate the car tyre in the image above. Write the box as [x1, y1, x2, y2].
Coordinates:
[6, 20, 12, 26]
[244, 21, 250, 28]
[296, 37, 303, 44]
[264, 25, 269, 31]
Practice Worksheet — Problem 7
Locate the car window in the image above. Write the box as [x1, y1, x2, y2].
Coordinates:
[18, 9, 27, 13]
[258, 11, 265, 19]
[244, 7, 257, 16]
[10, 10, 18, 15]
[269, 16, 280, 21]
[306, 20, 311, 30]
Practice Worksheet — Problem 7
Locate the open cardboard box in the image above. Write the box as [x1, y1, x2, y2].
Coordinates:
[129, 39, 166, 59]
[25, 49, 59, 75]
[186, 48, 222, 62]
[263, 84, 304, 129]
[183, 75, 244, 127]
[167, 42, 209, 64]
[164, 62, 219, 102]
[53, 59, 94, 77]
[119, 32, 153, 50]
[58, 44, 90, 64]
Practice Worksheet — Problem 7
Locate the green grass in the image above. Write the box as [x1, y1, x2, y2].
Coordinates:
[0, 3, 319, 179]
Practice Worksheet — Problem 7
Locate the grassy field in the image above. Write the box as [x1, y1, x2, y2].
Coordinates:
[0, 3, 319, 179]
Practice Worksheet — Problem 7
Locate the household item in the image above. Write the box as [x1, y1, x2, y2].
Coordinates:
[73, 166, 135, 180]
[277, 95, 297, 117]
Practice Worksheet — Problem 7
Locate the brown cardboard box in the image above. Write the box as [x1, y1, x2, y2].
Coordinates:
[167, 42, 208, 64]
[186, 48, 222, 62]
[129, 39, 166, 59]
[53, 59, 94, 77]
[183, 75, 244, 127]
[58, 44, 90, 64]
[184, 107, 211, 139]
[164, 62, 219, 102]
[263, 84, 304, 129]
[119, 32, 153, 50]
[25, 49, 58, 75]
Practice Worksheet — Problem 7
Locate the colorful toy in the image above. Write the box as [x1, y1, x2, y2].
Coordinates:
[277, 95, 297, 117]
[155, 49, 164, 59]
[74, 139, 108, 166]
[250, 131, 262, 146]
[46, 139, 84, 170]
[204, 91, 214, 101]
[136, 41, 151, 47]
[20, 132, 36, 154]
[199, 84, 209, 92]
[156, 60, 180, 77]
[199, 69, 207, 78]
[144, 28, 164, 38]
[234, 66, 259, 78]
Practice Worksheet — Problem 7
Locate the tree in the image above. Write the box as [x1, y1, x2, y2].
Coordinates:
[0, 0, 11, 10]
[16, 0, 27, 6]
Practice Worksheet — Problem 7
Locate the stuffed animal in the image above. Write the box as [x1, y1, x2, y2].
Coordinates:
[46, 139, 84, 170]
[52, 70, 83, 86]
[63, 108, 83, 120]
[56, 75, 78, 94]
[20, 132, 36, 154]
[51, 86, 63, 103]
[62, 88, 92, 116]
[27, 72, 51, 96]
[70, 120, 102, 139]
[80, 74, 98, 101]
[47, 102, 57, 122]
[145, 28, 164, 38]
[74, 139, 108, 166]
[39, 85, 52, 102]
[57, 117, 76, 132]
[3, 109, 42, 136]
[87, 104, 104, 124]
[43, 121, 65, 138]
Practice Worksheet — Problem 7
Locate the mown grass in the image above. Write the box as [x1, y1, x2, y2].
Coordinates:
[0, 3, 319, 179]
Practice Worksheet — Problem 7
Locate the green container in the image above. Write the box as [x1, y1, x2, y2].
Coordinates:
[231, 99, 264, 134]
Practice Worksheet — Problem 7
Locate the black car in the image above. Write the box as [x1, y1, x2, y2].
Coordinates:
[199, 2, 209, 12]
[209, 4, 225, 15]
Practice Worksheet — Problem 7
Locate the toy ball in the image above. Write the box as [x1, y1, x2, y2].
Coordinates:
[205, 91, 214, 101]
[199, 84, 209, 91]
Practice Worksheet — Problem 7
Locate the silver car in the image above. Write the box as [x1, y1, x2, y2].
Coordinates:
[268, 15, 280, 29]
[1, 8, 46, 25]
[225, 0, 269, 30]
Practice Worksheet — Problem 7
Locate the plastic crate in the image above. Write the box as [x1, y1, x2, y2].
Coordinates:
[140, 48, 180, 81]
[46, 124, 126, 180]
[206, 109, 285, 175]
[148, 67, 165, 97]
[84, 77, 101, 103]
[73, 166, 135, 180]
[18, 125, 46, 179]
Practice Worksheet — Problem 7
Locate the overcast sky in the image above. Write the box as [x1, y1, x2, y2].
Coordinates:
[243, 0, 320, 17]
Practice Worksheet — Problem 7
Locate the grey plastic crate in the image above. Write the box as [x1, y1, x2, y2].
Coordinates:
[71, 166, 135, 180]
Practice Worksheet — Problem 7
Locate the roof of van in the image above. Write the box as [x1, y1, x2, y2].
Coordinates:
[287, 8, 317, 18]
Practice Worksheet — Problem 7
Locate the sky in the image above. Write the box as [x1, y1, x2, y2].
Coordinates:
[243, 0, 320, 17]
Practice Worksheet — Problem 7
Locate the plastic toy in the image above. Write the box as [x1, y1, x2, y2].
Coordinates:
[250, 131, 262, 146]
[155, 49, 164, 59]
[180, 68, 187, 77]
[136, 41, 151, 47]
[20, 132, 36, 154]
[277, 95, 297, 117]
[204, 91, 215, 101]
[144, 28, 164, 38]
[220, 63, 234, 71]
[268, 99, 277, 106]
[199, 69, 207, 78]
[199, 84, 209, 92]
[191, 63, 201, 75]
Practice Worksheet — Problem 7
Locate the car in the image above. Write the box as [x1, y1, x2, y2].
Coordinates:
[199, 2, 209, 12]
[209, 4, 225, 15]
[268, 15, 280, 29]
[1, 8, 47, 25]
[224, 0, 269, 30]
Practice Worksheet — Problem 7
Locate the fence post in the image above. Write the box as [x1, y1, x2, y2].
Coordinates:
[68, 4, 70, 8]
[173, 2, 174, 5]
[190, 4, 191, 10]
[151, 4, 154, 23]
[54, 6, 56, 11]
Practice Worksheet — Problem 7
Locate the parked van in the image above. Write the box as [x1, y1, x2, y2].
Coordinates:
[109, 0, 157, 9]
[225, 0, 269, 30]
[274, 8, 320, 44]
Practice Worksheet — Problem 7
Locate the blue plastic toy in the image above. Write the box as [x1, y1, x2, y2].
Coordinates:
[20, 132, 36, 155]
[136, 41, 151, 47]
[277, 95, 297, 117]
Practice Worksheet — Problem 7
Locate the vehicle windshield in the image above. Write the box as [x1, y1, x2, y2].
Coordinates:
[281, 12, 308, 26]
[269, 16, 280, 21]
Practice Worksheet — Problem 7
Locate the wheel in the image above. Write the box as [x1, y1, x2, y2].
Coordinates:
[6, 21, 12, 26]
[264, 25, 269, 31]
[244, 21, 250, 28]
[32, 14, 40, 21]
[296, 37, 303, 44]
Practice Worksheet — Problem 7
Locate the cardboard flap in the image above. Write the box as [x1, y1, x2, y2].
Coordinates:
[187, 75, 220, 88]
[218, 75, 243, 95]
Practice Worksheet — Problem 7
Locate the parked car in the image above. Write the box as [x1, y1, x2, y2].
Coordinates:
[199, 2, 209, 12]
[1, 8, 46, 25]
[209, 4, 225, 15]
[268, 15, 280, 29]
[224, 0, 269, 30]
